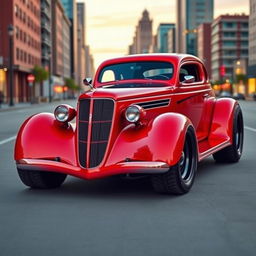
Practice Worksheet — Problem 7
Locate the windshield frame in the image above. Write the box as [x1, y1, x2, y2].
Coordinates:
[97, 61, 175, 85]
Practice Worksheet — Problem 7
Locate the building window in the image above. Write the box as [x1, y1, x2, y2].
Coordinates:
[16, 27, 19, 39]
[15, 5, 18, 16]
[16, 48, 20, 60]
[223, 41, 236, 46]
[20, 50, 23, 62]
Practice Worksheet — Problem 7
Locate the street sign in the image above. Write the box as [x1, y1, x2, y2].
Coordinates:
[27, 74, 35, 83]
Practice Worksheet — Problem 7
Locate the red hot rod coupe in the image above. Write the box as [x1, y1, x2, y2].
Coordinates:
[15, 54, 244, 195]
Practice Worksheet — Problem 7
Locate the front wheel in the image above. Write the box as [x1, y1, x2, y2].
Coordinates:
[213, 104, 244, 163]
[17, 169, 67, 189]
[151, 126, 198, 195]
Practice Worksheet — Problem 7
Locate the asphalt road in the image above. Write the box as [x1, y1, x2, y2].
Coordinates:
[0, 100, 256, 256]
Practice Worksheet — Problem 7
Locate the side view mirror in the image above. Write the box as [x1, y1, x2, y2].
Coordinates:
[183, 75, 195, 84]
[83, 78, 94, 91]
[83, 78, 92, 86]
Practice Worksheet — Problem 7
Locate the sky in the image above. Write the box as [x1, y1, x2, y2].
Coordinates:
[78, 0, 249, 69]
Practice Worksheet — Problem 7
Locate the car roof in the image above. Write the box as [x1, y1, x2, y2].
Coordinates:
[98, 54, 202, 67]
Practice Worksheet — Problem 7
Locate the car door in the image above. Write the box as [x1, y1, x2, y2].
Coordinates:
[174, 61, 212, 141]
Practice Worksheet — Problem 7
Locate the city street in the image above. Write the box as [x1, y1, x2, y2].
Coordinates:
[0, 100, 256, 256]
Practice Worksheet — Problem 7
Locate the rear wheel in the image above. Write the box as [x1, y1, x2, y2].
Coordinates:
[213, 105, 244, 163]
[17, 169, 67, 189]
[151, 126, 198, 195]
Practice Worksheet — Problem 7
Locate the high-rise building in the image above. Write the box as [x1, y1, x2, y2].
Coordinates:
[211, 15, 249, 82]
[77, 2, 86, 83]
[51, 0, 71, 98]
[0, 0, 41, 103]
[248, 0, 256, 95]
[41, 0, 51, 69]
[77, 2, 86, 45]
[157, 23, 175, 53]
[128, 10, 152, 54]
[167, 27, 176, 53]
[61, 0, 78, 83]
[197, 23, 212, 78]
[176, 0, 214, 55]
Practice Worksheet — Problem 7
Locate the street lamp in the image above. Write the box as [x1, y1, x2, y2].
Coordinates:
[8, 24, 14, 106]
[48, 50, 52, 103]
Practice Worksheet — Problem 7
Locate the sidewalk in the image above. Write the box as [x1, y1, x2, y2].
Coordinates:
[0, 103, 33, 112]
[0, 99, 76, 112]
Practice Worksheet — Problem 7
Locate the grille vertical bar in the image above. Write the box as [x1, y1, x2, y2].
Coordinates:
[89, 99, 114, 168]
[78, 99, 90, 168]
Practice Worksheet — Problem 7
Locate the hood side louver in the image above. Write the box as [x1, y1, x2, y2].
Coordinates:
[137, 99, 170, 110]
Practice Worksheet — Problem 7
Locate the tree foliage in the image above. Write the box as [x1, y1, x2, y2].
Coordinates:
[64, 77, 80, 91]
[32, 65, 49, 83]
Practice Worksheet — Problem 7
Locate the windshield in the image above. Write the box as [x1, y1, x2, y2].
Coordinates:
[98, 61, 174, 85]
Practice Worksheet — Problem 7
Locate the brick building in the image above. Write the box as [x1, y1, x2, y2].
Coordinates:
[0, 0, 41, 103]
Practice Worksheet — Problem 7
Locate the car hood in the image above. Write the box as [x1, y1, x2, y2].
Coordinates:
[80, 87, 173, 101]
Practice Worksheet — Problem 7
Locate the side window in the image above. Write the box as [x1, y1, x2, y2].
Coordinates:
[179, 64, 201, 83]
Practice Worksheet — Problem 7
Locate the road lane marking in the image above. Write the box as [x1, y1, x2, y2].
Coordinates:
[245, 126, 256, 133]
[0, 136, 17, 145]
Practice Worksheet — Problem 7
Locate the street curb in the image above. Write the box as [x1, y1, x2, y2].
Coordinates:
[0, 99, 76, 113]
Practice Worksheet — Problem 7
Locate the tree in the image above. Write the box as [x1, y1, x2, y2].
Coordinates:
[33, 65, 49, 83]
[64, 77, 81, 91]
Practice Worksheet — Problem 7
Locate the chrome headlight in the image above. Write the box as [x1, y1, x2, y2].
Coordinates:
[125, 105, 143, 123]
[54, 104, 76, 123]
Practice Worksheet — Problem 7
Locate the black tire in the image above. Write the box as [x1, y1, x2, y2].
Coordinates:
[17, 169, 67, 189]
[213, 104, 244, 163]
[151, 126, 198, 195]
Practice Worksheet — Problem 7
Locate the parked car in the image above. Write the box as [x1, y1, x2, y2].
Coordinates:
[218, 91, 233, 98]
[15, 54, 244, 195]
[233, 93, 246, 100]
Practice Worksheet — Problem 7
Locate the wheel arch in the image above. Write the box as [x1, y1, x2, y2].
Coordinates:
[209, 98, 239, 144]
[14, 113, 77, 166]
[105, 112, 197, 167]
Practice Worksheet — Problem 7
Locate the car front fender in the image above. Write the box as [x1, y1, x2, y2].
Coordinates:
[105, 113, 193, 167]
[14, 113, 77, 166]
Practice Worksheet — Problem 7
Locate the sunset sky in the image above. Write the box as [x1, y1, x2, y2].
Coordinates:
[78, 0, 249, 68]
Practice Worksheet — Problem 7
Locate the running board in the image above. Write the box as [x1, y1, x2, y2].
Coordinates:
[198, 139, 231, 161]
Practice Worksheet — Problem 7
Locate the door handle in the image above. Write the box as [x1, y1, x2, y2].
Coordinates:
[202, 93, 209, 98]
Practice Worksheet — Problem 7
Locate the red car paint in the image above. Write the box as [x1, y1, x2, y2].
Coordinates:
[15, 54, 238, 179]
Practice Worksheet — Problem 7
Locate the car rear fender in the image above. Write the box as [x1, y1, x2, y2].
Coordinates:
[105, 113, 194, 167]
[14, 113, 77, 166]
[208, 98, 238, 144]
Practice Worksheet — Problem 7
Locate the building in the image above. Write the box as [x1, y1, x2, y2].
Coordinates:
[167, 27, 176, 53]
[61, 0, 78, 84]
[0, 0, 41, 103]
[128, 10, 153, 54]
[51, 0, 71, 99]
[157, 23, 175, 53]
[248, 0, 256, 95]
[41, 0, 51, 69]
[176, 0, 214, 55]
[85, 45, 95, 78]
[77, 2, 86, 45]
[63, 15, 71, 79]
[211, 15, 249, 82]
[149, 35, 158, 53]
[197, 23, 212, 78]
[77, 2, 86, 84]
